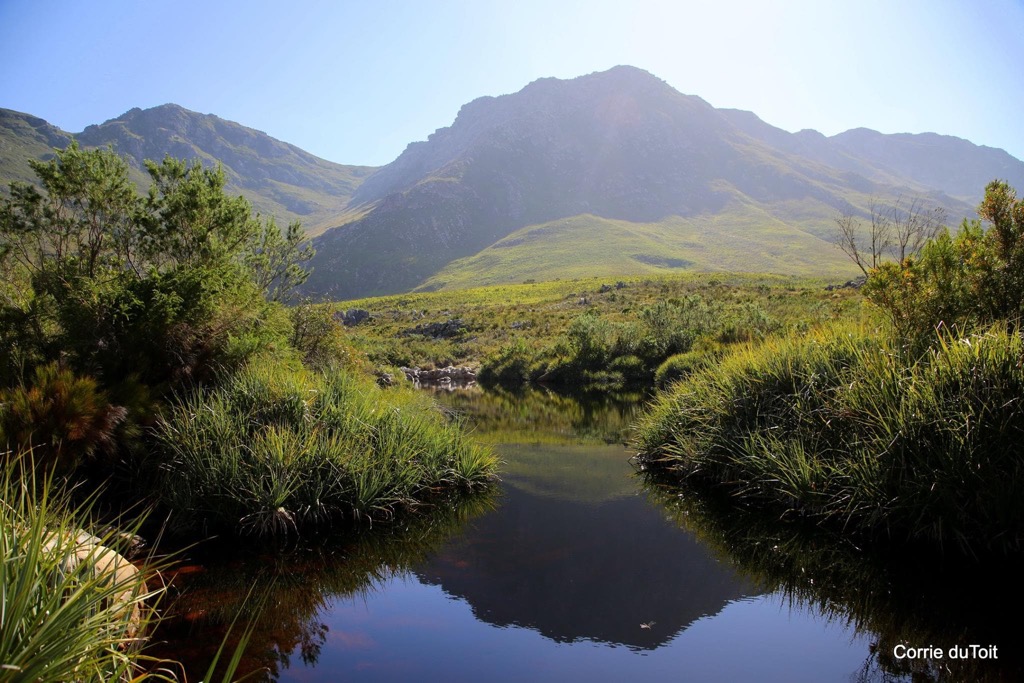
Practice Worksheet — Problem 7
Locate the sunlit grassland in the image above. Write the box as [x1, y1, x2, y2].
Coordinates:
[329, 271, 863, 372]
[416, 201, 860, 292]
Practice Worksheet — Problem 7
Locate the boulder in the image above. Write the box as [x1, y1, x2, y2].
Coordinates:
[334, 308, 371, 326]
[43, 530, 148, 649]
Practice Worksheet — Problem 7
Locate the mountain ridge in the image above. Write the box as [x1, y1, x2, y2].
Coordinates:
[4, 66, 1024, 299]
[2, 104, 377, 234]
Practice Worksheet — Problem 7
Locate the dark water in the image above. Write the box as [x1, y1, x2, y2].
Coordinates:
[152, 387, 1022, 682]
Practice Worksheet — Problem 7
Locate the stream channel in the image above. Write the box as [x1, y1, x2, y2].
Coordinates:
[152, 386, 1023, 682]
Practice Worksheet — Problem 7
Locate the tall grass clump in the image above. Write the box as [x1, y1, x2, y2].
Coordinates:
[153, 360, 496, 538]
[0, 452, 164, 682]
[635, 323, 1024, 553]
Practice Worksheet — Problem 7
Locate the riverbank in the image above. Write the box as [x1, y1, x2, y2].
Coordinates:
[153, 361, 496, 538]
[634, 322, 1024, 554]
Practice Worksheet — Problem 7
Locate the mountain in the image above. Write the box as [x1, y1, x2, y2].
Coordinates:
[0, 105, 377, 235]
[721, 109, 1024, 202]
[306, 66, 1015, 299]
[5, 67, 1023, 300]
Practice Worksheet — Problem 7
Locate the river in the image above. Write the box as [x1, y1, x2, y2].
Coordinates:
[150, 386, 1022, 682]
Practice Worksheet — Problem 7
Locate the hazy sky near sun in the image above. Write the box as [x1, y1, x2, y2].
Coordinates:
[1, 0, 1022, 167]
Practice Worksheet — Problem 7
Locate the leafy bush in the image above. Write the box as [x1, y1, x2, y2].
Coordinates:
[0, 143, 307, 393]
[288, 302, 366, 372]
[862, 180, 1024, 347]
[478, 338, 535, 387]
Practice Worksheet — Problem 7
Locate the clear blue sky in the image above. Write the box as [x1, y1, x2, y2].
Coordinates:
[2, 0, 1022, 167]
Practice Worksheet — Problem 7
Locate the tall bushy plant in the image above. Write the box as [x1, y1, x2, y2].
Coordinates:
[862, 181, 1024, 347]
[635, 323, 1024, 552]
[0, 144, 310, 392]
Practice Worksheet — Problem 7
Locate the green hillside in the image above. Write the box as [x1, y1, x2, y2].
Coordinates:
[418, 200, 861, 291]
[0, 109, 71, 187]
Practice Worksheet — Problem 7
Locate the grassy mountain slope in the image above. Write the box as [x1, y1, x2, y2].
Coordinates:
[0, 108, 72, 187]
[417, 200, 860, 291]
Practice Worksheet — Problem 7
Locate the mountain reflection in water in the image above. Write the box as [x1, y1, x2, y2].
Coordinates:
[415, 443, 752, 649]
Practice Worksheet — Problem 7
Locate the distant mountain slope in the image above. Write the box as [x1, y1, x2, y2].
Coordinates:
[720, 110, 1024, 203]
[1, 105, 377, 234]
[5, 67, 1022, 301]
[307, 66, 988, 299]
[0, 108, 72, 186]
[829, 128, 1024, 202]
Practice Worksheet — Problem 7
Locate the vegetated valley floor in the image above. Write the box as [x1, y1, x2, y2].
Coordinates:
[327, 272, 866, 372]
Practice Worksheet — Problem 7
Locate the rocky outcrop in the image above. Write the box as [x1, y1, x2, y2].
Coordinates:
[400, 319, 467, 339]
[334, 308, 371, 326]
[824, 276, 866, 291]
[400, 365, 477, 386]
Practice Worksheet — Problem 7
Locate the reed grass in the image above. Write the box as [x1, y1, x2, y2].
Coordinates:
[634, 323, 1024, 553]
[0, 452, 165, 682]
[153, 361, 497, 538]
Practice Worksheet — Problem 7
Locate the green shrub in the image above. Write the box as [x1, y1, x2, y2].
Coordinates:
[0, 144, 308, 394]
[289, 302, 366, 372]
[478, 338, 534, 387]
[862, 180, 1024, 348]
[0, 363, 126, 475]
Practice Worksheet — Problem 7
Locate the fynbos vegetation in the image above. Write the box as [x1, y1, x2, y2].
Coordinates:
[636, 182, 1024, 554]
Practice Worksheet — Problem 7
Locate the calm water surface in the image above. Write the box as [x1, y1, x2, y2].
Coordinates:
[156, 387, 1021, 682]
[286, 440, 869, 682]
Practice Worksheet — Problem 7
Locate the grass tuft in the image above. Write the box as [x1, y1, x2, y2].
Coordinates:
[634, 323, 1024, 553]
[152, 360, 497, 538]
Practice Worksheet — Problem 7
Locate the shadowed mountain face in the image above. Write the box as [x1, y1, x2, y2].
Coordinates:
[306, 66, 1014, 299]
[1, 104, 376, 234]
